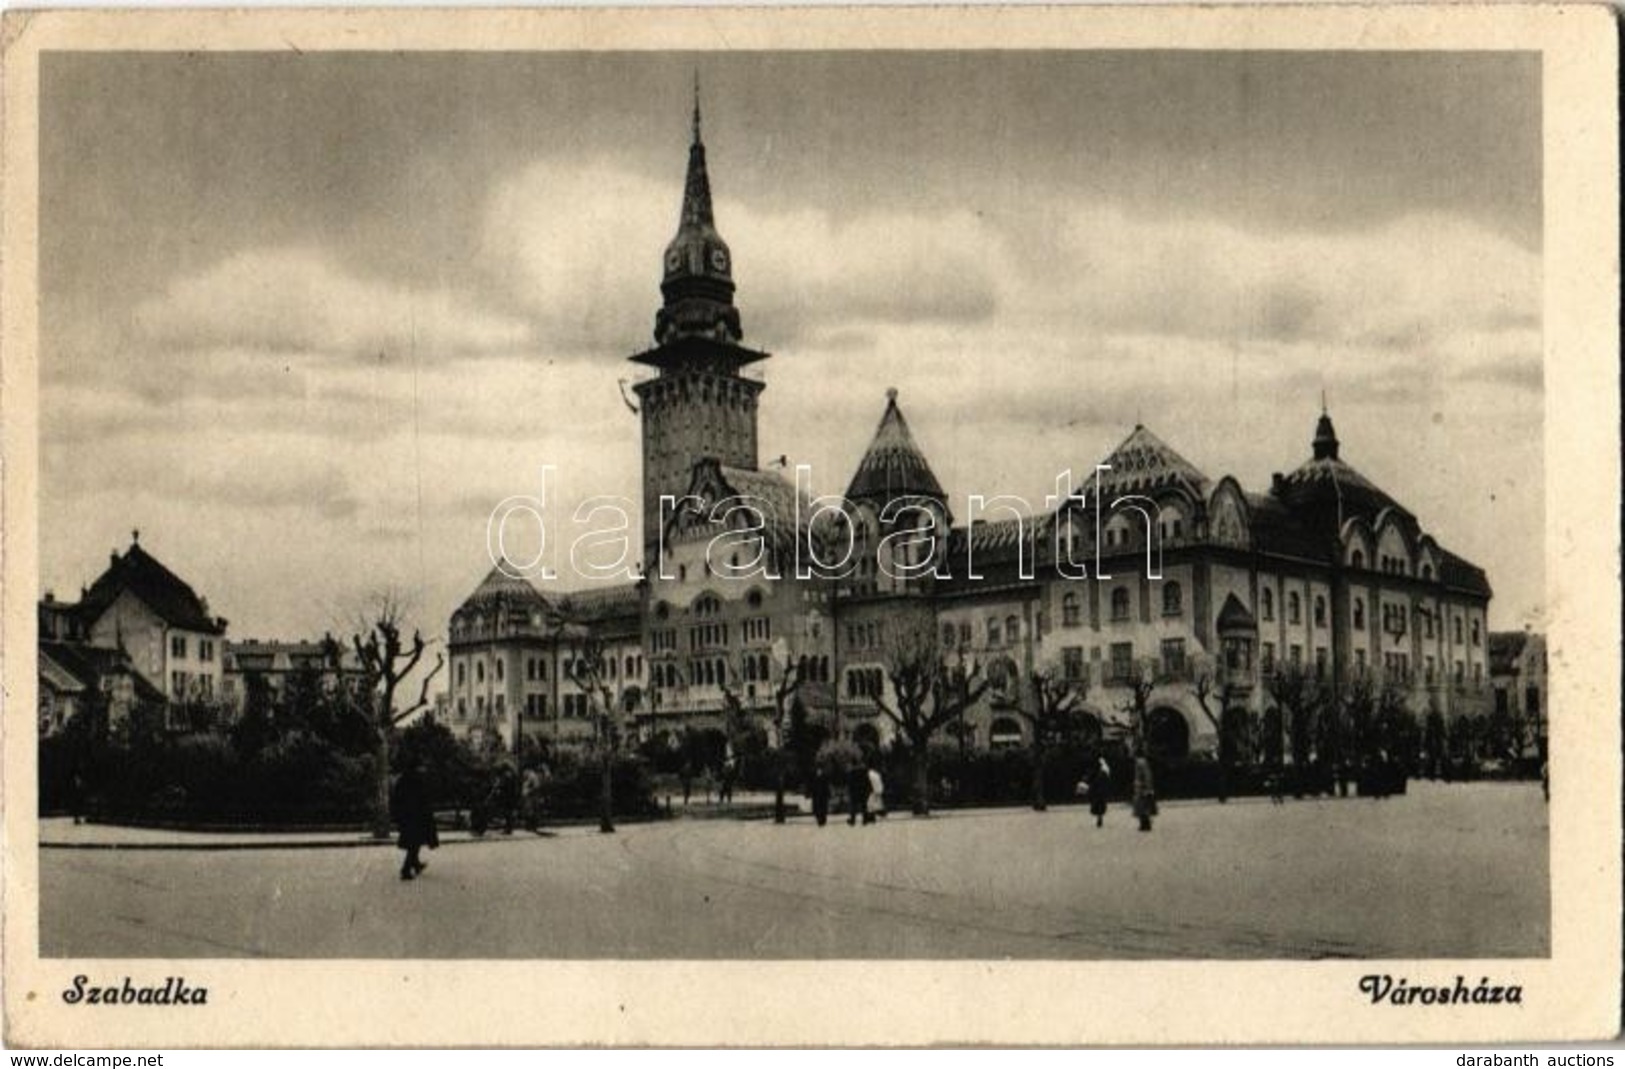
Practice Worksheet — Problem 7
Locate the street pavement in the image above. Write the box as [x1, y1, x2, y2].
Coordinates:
[39, 780, 1548, 959]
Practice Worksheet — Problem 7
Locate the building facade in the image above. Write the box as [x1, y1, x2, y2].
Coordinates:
[38, 535, 229, 733]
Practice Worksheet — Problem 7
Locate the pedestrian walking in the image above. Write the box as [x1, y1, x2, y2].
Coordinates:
[864, 763, 884, 825]
[1086, 755, 1112, 828]
[390, 757, 438, 881]
[1132, 752, 1156, 833]
[846, 761, 868, 826]
[809, 766, 831, 827]
[521, 764, 545, 832]
[488, 763, 520, 834]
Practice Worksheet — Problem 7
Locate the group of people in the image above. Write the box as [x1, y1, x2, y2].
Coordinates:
[676, 754, 739, 806]
[801, 762, 884, 827]
[471, 761, 549, 836]
[1078, 752, 1159, 832]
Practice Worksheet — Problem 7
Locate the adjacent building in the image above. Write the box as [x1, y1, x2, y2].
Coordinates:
[37, 534, 228, 733]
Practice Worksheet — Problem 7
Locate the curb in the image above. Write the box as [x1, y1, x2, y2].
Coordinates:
[38, 831, 559, 852]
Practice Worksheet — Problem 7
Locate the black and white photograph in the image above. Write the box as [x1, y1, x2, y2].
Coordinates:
[2, 5, 1618, 1049]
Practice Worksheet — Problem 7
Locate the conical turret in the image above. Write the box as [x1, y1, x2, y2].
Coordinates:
[846, 388, 947, 504]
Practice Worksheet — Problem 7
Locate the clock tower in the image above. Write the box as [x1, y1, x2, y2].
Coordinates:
[631, 91, 769, 564]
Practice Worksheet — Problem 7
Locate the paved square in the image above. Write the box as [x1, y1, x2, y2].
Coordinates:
[40, 781, 1547, 959]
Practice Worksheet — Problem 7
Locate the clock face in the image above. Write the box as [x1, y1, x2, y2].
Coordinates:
[665, 247, 684, 273]
[709, 247, 729, 272]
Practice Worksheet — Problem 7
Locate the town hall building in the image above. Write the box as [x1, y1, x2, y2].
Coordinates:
[446, 97, 1494, 763]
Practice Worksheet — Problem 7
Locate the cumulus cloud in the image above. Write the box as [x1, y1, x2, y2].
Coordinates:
[477, 159, 1002, 350]
[133, 246, 533, 360]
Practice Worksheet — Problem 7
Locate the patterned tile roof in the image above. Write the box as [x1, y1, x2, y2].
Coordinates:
[1091, 424, 1209, 500]
[845, 389, 946, 504]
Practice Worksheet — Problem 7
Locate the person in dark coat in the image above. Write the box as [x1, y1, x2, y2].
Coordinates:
[1087, 756, 1112, 828]
[845, 761, 869, 826]
[1131, 752, 1156, 833]
[391, 759, 438, 881]
[809, 766, 831, 827]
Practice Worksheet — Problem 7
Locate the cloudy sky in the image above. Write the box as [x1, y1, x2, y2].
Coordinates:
[40, 50, 1543, 639]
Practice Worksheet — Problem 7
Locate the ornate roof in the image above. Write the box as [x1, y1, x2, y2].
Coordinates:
[1090, 425, 1209, 501]
[1275, 409, 1412, 524]
[454, 566, 550, 618]
[846, 388, 947, 504]
[1216, 592, 1258, 632]
[79, 539, 225, 635]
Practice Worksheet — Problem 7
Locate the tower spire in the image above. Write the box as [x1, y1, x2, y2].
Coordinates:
[655, 80, 740, 346]
[692, 72, 702, 145]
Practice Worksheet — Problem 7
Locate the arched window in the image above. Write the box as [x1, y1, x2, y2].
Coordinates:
[757, 653, 769, 680]
[456, 662, 466, 686]
[1421, 564, 1434, 581]
[1353, 598, 1365, 630]
[1454, 616, 1464, 644]
[493, 659, 503, 682]
[1062, 592, 1081, 628]
[942, 623, 956, 648]
[987, 617, 1002, 646]
[743, 657, 756, 683]
[475, 661, 485, 684]
[1005, 615, 1020, 643]
[989, 717, 1023, 749]
[1471, 619, 1481, 646]
[1313, 595, 1327, 628]
[1351, 549, 1365, 570]
[625, 655, 635, 676]
[1111, 587, 1131, 621]
[1287, 592, 1301, 624]
[1261, 588, 1275, 622]
[1162, 581, 1183, 617]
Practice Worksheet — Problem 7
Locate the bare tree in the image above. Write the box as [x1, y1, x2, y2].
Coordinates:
[872, 613, 992, 816]
[564, 633, 620, 834]
[718, 641, 807, 824]
[1192, 655, 1246, 803]
[1265, 662, 1321, 797]
[1020, 654, 1090, 811]
[1109, 657, 1161, 756]
[350, 594, 445, 839]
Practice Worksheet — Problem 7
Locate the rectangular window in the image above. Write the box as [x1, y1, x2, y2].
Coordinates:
[1289, 644, 1303, 667]
[1063, 646, 1085, 682]
[198, 640, 213, 661]
[171, 635, 187, 659]
[1108, 642, 1133, 684]
[1260, 642, 1276, 675]
[1354, 649, 1367, 677]
[1314, 647, 1328, 680]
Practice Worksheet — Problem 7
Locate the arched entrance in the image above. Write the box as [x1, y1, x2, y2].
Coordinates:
[988, 716, 1024, 750]
[1147, 706, 1191, 762]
